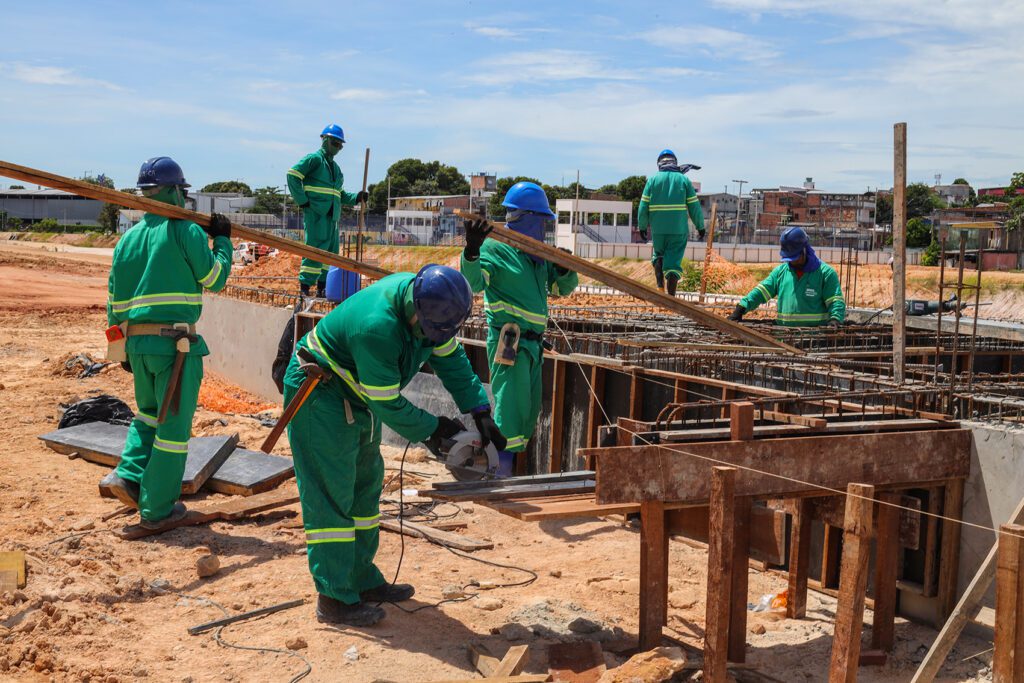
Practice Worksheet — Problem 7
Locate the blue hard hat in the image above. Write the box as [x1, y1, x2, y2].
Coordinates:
[501, 181, 555, 218]
[413, 264, 474, 344]
[136, 156, 190, 189]
[658, 149, 676, 161]
[321, 124, 346, 142]
[780, 227, 810, 262]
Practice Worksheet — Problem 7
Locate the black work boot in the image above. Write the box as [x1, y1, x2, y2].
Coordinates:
[361, 582, 415, 603]
[100, 471, 139, 509]
[316, 282, 326, 299]
[300, 283, 311, 297]
[653, 258, 664, 290]
[316, 594, 386, 626]
[140, 501, 188, 530]
[666, 273, 679, 297]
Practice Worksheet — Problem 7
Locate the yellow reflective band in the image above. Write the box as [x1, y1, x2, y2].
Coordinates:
[755, 284, 772, 301]
[305, 527, 355, 544]
[686, 196, 699, 203]
[135, 411, 159, 428]
[109, 292, 203, 313]
[826, 295, 844, 304]
[481, 269, 491, 286]
[287, 169, 305, 179]
[299, 266, 322, 274]
[305, 186, 341, 198]
[648, 206, 687, 212]
[353, 515, 380, 530]
[154, 437, 188, 454]
[640, 195, 651, 201]
[308, 328, 367, 402]
[359, 382, 401, 401]
[484, 299, 546, 326]
[432, 338, 458, 357]
[663, 268, 683, 278]
[198, 261, 223, 288]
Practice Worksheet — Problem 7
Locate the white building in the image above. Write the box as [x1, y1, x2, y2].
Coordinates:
[554, 198, 634, 250]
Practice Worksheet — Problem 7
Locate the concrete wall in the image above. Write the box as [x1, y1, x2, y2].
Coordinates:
[575, 241, 921, 265]
[197, 294, 291, 403]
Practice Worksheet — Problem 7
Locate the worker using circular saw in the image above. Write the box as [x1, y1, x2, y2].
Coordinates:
[461, 181, 579, 477]
[729, 226, 845, 327]
[637, 149, 705, 296]
[100, 157, 233, 530]
[286, 123, 368, 298]
[283, 264, 504, 627]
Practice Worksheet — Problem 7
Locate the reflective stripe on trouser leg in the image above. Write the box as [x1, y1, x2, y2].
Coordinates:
[283, 355, 384, 604]
[299, 211, 339, 287]
[653, 233, 688, 279]
[132, 352, 202, 522]
[487, 330, 545, 455]
[115, 351, 160, 484]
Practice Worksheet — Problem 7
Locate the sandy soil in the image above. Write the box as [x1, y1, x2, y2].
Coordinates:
[0, 240, 999, 682]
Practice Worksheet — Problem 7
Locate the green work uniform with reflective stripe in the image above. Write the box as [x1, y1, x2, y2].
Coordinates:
[637, 171, 704, 280]
[285, 273, 488, 604]
[106, 214, 231, 522]
[739, 262, 846, 327]
[461, 240, 578, 454]
[287, 148, 358, 287]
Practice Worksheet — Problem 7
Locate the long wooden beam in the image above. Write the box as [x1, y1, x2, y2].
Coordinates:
[588, 429, 971, 505]
[0, 160, 392, 280]
[454, 210, 799, 353]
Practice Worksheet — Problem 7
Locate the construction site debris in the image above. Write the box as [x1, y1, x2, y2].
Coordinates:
[195, 554, 220, 579]
[595, 646, 686, 683]
[285, 637, 307, 651]
[57, 395, 133, 429]
[476, 597, 504, 611]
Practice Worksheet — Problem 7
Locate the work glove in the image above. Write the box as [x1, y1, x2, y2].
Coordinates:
[697, 228, 707, 240]
[423, 416, 466, 458]
[471, 407, 507, 451]
[638, 230, 649, 243]
[728, 304, 746, 322]
[203, 212, 232, 239]
[354, 190, 369, 204]
[463, 219, 493, 261]
[120, 360, 132, 374]
[553, 247, 574, 276]
[828, 318, 842, 329]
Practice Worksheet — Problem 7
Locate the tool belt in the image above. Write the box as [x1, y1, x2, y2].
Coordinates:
[126, 323, 197, 337]
[491, 326, 544, 343]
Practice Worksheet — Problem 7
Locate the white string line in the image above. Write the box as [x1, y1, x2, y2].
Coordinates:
[545, 318, 1024, 542]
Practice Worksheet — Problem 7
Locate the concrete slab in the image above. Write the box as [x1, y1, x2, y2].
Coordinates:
[205, 448, 294, 496]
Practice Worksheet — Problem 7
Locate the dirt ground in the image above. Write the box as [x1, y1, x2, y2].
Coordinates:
[0, 240, 998, 682]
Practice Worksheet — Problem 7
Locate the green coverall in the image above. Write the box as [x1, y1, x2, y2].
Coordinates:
[461, 241, 578, 453]
[286, 148, 358, 287]
[739, 262, 846, 326]
[637, 171, 704, 280]
[284, 273, 489, 604]
[107, 214, 232, 522]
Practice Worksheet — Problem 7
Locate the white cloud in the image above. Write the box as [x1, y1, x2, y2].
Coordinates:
[2, 63, 123, 91]
[466, 50, 639, 85]
[239, 138, 308, 155]
[330, 88, 428, 102]
[641, 25, 780, 61]
[470, 26, 520, 39]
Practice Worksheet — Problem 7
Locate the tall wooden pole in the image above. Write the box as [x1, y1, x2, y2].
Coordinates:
[356, 147, 370, 262]
[893, 123, 908, 383]
[698, 202, 718, 304]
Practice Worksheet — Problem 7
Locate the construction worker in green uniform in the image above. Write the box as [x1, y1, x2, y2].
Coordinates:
[637, 149, 705, 296]
[100, 157, 233, 530]
[283, 265, 505, 626]
[461, 182, 579, 476]
[286, 124, 368, 297]
[729, 227, 845, 327]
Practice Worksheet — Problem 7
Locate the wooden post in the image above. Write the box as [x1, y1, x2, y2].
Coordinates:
[730, 401, 755, 441]
[699, 202, 718, 304]
[629, 370, 644, 421]
[822, 524, 843, 589]
[549, 359, 566, 473]
[674, 379, 687, 404]
[356, 147, 370, 262]
[994, 524, 1024, 682]
[937, 480, 965, 624]
[705, 467, 736, 683]
[788, 498, 813, 619]
[829, 483, 875, 683]
[922, 487, 942, 597]
[893, 122, 908, 384]
[871, 493, 902, 652]
[639, 500, 668, 651]
[586, 366, 606, 448]
[729, 497, 752, 663]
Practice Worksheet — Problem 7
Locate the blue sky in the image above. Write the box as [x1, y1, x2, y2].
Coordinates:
[1, 0, 1021, 195]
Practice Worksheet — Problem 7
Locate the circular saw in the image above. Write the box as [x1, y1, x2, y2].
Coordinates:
[439, 430, 500, 481]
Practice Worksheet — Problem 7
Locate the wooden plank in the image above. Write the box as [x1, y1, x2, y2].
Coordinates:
[0, 571, 16, 593]
[428, 677, 550, 683]
[454, 208, 800, 353]
[0, 551, 27, 588]
[666, 504, 786, 565]
[871, 493, 902, 652]
[490, 498, 639, 522]
[822, 524, 843, 590]
[828, 483, 875, 683]
[550, 359, 567, 473]
[547, 641, 606, 683]
[922, 488, 941, 598]
[425, 480, 594, 503]
[994, 523, 1024, 682]
[729, 498, 752, 663]
[639, 500, 668, 650]
[432, 471, 595, 491]
[653, 418, 954, 444]
[705, 467, 736, 683]
[912, 493, 1024, 683]
[788, 499, 813, 619]
[591, 429, 971, 505]
[730, 402, 754, 441]
[629, 370, 644, 420]
[809, 495, 921, 551]
[378, 516, 493, 552]
[586, 366, 606, 450]
[493, 644, 531, 677]
[469, 643, 500, 677]
[937, 480, 965, 624]
[758, 410, 827, 429]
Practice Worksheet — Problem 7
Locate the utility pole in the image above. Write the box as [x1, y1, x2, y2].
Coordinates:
[893, 123, 908, 384]
[732, 179, 747, 244]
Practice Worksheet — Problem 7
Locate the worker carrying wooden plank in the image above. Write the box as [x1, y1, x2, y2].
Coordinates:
[281, 265, 504, 627]
[637, 149, 705, 296]
[461, 182, 578, 476]
[100, 157, 233, 530]
[286, 123, 368, 298]
[729, 227, 846, 327]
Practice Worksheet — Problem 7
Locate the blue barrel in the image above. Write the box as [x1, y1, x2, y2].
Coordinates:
[325, 266, 361, 303]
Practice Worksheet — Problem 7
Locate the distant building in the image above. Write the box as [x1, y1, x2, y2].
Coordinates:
[117, 209, 284, 234]
[753, 178, 875, 248]
[977, 187, 1024, 198]
[469, 173, 496, 215]
[186, 192, 256, 214]
[0, 188, 103, 227]
[386, 194, 470, 245]
[933, 183, 972, 206]
[554, 197, 634, 250]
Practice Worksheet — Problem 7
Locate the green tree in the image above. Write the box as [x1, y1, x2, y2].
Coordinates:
[596, 183, 619, 196]
[81, 174, 120, 232]
[920, 238, 941, 266]
[952, 177, 977, 205]
[906, 183, 945, 219]
[250, 186, 288, 214]
[906, 217, 932, 248]
[36, 217, 61, 231]
[1009, 172, 1024, 193]
[875, 193, 893, 225]
[487, 176, 543, 219]
[201, 181, 253, 196]
[365, 158, 469, 215]
[617, 175, 647, 221]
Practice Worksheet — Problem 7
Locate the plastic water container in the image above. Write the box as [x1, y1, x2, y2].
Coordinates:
[325, 267, 361, 303]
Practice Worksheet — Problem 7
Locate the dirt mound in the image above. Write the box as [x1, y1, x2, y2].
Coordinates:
[236, 252, 301, 278]
[197, 372, 277, 414]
